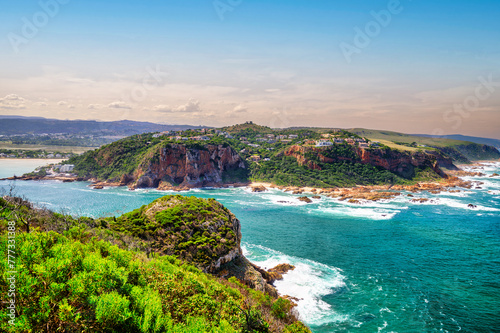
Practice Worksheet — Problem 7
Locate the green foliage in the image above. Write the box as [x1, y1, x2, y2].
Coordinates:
[251, 155, 403, 188]
[0, 196, 311, 332]
[436, 144, 500, 164]
[283, 322, 311, 333]
[67, 134, 159, 181]
[271, 298, 294, 320]
[0, 228, 308, 332]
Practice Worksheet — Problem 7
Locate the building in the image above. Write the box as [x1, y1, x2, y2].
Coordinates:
[333, 138, 345, 144]
[345, 138, 355, 145]
[316, 140, 333, 147]
[60, 164, 75, 173]
[288, 134, 298, 139]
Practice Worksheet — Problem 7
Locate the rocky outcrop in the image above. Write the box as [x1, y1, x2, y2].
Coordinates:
[357, 148, 448, 179]
[285, 145, 452, 179]
[251, 185, 267, 192]
[133, 144, 246, 189]
[111, 195, 280, 296]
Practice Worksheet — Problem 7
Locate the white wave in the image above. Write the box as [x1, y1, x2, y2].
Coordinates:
[312, 206, 400, 220]
[436, 191, 471, 197]
[242, 243, 348, 326]
[407, 197, 499, 212]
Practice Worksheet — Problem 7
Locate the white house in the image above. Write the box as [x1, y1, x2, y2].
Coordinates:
[60, 164, 75, 173]
[316, 140, 333, 147]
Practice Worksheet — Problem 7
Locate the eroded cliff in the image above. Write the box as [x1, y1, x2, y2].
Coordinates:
[284, 145, 454, 180]
[133, 144, 247, 188]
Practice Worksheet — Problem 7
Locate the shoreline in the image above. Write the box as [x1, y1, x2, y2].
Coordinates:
[2, 161, 498, 200]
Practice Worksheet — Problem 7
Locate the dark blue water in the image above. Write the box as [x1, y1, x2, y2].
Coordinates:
[1, 160, 499, 332]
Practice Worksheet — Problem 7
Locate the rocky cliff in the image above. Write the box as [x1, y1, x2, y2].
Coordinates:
[285, 145, 454, 179]
[133, 144, 246, 189]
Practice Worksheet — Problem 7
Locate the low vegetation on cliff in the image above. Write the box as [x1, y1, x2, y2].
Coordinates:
[0, 195, 310, 333]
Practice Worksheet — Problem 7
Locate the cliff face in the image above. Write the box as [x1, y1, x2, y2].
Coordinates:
[134, 144, 246, 188]
[285, 145, 453, 179]
[357, 148, 448, 178]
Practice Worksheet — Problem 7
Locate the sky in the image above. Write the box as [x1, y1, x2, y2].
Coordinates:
[0, 0, 499, 139]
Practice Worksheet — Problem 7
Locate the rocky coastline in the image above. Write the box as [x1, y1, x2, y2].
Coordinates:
[4, 161, 498, 200]
[248, 162, 499, 203]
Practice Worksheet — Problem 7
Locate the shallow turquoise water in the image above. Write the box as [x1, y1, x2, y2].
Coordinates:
[1, 160, 499, 332]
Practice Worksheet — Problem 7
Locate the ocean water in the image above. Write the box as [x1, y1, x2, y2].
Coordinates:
[1, 160, 499, 332]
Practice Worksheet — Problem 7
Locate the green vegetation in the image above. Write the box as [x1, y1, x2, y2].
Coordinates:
[0, 195, 310, 333]
[107, 195, 240, 269]
[251, 155, 403, 188]
[221, 122, 274, 134]
[349, 128, 465, 147]
[67, 133, 162, 181]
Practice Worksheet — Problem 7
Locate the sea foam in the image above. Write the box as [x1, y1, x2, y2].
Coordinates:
[242, 243, 348, 326]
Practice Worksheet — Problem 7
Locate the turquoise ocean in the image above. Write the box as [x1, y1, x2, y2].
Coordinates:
[1, 159, 499, 332]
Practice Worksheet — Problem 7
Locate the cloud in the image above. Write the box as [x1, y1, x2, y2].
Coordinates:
[154, 100, 202, 113]
[87, 104, 106, 109]
[108, 101, 132, 109]
[57, 101, 68, 106]
[0, 94, 26, 109]
[233, 104, 247, 113]
[33, 102, 48, 107]
[0, 94, 25, 101]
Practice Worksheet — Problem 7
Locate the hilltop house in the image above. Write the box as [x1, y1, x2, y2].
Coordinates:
[316, 139, 333, 147]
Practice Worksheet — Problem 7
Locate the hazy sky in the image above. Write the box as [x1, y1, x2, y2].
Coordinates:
[1, 0, 499, 138]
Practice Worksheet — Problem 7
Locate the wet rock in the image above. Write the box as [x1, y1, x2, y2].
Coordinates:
[411, 198, 429, 203]
[298, 196, 312, 203]
[251, 185, 267, 192]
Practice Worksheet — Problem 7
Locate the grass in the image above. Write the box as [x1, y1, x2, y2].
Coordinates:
[349, 128, 471, 147]
[373, 139, 421, 152]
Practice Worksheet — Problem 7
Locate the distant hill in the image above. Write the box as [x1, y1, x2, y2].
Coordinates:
[415, 134, 500, 149]
[221, 121, 272, 134]
[0, 116, 206, 136]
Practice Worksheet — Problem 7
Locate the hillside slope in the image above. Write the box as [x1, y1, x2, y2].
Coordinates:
[350, 128, 500, 163]
[0, 195, 309, 333]
[67, 135, 248, 188]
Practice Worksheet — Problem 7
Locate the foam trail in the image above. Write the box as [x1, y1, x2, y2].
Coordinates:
[242, 243, 348, 326]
